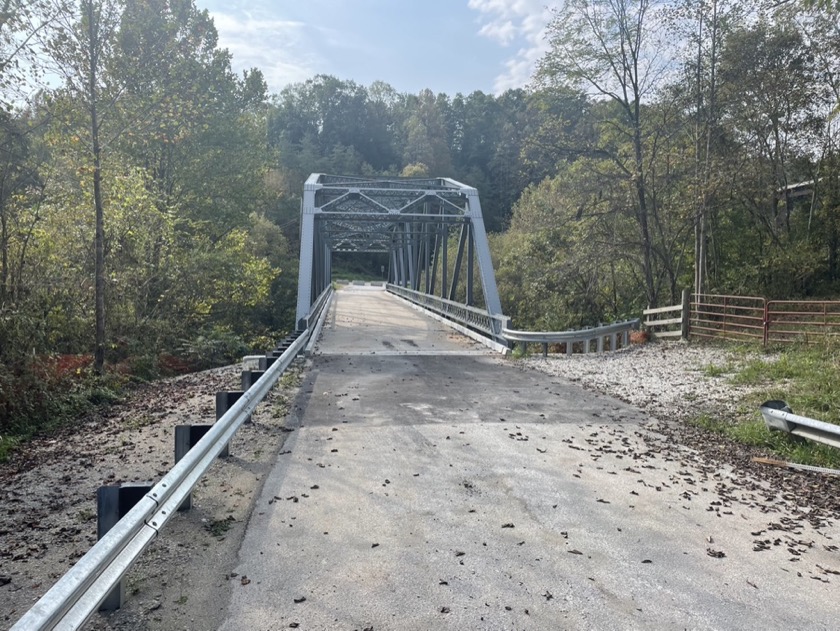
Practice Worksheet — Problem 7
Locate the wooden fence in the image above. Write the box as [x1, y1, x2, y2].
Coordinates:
[643, 289, 690, 340]
[644, 292, 840, 346]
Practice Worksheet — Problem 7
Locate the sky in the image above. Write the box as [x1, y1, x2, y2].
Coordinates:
[195, 0, 555, 96]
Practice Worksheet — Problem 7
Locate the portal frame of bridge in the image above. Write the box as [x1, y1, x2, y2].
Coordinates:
[295, 174, 504, 340]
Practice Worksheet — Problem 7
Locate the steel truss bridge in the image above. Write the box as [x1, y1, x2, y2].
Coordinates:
[295, 174, 506, 343]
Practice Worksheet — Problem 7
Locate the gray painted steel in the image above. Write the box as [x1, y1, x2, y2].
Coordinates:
[294, 174, 504, 332]
[503, 319, 640, 354]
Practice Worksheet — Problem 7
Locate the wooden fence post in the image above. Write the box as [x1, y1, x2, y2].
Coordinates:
[681, 289, 690, 340]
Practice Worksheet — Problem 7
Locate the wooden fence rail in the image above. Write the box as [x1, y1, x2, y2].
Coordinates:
[643, 289, 690, 340]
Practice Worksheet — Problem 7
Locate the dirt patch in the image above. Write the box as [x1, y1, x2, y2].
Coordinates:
[1, 361, 305, 631]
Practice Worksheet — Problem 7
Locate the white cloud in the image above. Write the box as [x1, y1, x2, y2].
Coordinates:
[467, 0, 553, 92]
[210, 11, 318, 90]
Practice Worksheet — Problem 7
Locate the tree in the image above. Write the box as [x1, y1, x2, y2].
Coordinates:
[47, 0, 122, 374]
[537, 0, 671, 306]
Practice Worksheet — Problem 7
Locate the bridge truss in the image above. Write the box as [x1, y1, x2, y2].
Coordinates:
[295, 174, 504, 338]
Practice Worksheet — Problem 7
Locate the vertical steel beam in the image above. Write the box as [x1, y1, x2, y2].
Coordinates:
[429, 227, 440, 295]
[466, 222, 474, 307]
[449, 222, 468, 302]
[441, 224, 448, 299]
[390, 247, 398, 284]
[295, 178, 319, 329]
[424, 223, 433, 294]
[405, 222, 415, 289]
[412, 223, 423, 291]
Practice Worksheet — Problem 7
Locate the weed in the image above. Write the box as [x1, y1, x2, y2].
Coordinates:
[0, 435, 21, 463]
[511, 343, 529, 359]
[703, 363, 730, 378]
[175, 595, 188, 605]
[279, 370, 301, 389]
[205, 515, 235, 538]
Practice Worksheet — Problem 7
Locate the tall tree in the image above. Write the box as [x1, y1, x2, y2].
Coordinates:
[537, 0, 670, 306]
[47, 0, 121, 374]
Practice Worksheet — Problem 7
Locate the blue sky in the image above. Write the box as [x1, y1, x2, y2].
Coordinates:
[195, 0, 553, 96]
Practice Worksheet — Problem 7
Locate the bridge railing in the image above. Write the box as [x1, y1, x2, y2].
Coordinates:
[502, 319, 640, 356]
[386, 283, 638, 356]
[10, 292, 334, 631]
[386, 284, 509, 341]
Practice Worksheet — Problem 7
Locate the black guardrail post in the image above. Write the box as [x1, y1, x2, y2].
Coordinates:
[96, 483, 152, 610]
[174, 425, 215, 510]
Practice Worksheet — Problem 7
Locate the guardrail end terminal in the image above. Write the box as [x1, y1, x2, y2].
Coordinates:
[759, 400, 794, 432]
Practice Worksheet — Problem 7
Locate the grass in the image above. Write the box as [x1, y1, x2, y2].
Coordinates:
[703, 362, 731, 378]
[510, 342, 530, 359]
[691, 340, 840, 469]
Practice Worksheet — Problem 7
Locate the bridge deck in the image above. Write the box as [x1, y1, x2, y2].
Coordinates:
[315, 284, 492, 355]
[220, 286, 839, 630]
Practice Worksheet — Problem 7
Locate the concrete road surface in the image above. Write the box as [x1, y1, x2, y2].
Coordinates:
[220, 286, 840, 630]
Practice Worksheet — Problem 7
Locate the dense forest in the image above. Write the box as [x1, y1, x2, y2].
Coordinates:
[1, 0, 839, 447]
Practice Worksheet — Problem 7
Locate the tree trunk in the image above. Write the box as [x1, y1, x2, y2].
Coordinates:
[86, 0, 106, 375]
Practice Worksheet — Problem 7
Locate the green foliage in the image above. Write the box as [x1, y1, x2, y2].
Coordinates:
[730, 342, 840, 426]
[177, 327, 249, 371]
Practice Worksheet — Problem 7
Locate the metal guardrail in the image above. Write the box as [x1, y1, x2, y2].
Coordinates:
[10, 295, 333, 631]
[759, 400, 840, 449]
[386, 284, 508, 341]
[502, 319, 639, 356]
[386, 284, 638, 356]
[304, 287, 333, 356]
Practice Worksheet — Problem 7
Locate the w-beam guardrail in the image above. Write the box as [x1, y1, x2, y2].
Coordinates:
[11, 288, 334, 631]
[502, 319, 640, 356]
[759, 400, 840, 449]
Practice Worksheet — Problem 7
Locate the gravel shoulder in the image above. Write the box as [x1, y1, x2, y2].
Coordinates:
[2, 340, 839, 630]
[518, 340, 761, 424]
